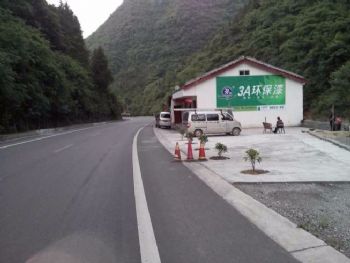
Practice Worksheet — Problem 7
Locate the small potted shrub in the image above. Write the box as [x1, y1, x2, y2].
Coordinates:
[210, 142, 229, 160]
[198, 134, 208, 146]
[178, 126, 186, 140]
[242, 148, 268, 175]
[186, 132, 194, 143]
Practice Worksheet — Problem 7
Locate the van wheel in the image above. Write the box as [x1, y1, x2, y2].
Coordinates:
[232, 128, 241, 136]
[194, 129, 203, 137]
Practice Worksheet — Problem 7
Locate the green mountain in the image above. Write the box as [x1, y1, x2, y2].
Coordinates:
[88, 0, 350, 118]
[178, 0, 350, 118]
[0, 1, 120, 133]
[86, 0, 247, 115]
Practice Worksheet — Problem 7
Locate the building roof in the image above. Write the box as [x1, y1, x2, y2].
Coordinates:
[181, 56, 306, 90]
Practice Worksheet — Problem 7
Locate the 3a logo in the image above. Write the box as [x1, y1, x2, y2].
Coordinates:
[221, 86, 233, 98]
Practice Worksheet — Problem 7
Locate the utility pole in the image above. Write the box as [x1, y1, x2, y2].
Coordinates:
[331, 104, 335, 131]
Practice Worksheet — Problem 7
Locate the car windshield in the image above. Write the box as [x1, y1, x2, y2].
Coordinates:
[161, 113, 170, 118]
[222, 113, 233, 121]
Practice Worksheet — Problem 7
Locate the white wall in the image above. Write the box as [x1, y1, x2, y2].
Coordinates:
[176, 63, 304, 128]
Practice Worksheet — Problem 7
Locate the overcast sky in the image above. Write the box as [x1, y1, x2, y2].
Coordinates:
[47, 0, 123, 38]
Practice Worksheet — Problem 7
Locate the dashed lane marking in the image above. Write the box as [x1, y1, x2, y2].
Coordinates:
[53, 144, 74, 153]
[0, 126, 103, 150]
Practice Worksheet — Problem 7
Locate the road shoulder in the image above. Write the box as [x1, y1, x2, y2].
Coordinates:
[153, 126, 350, 263]
[139, 126, 297, 263]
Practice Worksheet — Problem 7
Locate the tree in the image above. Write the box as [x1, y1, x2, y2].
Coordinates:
[90, 47, 113, 92]
[0, 2, 121, 134]
[243, 148, 262, 173]
[215, 142, 228, 157]
[56, 2, 89, 66]
[176, 0, 350, 119]
[316, 60, 350, 118]
[1, 0, 65, 51]
[199, 134, 208, 145]
[90, 47, 121, 120]
[0, 8, 56, 131]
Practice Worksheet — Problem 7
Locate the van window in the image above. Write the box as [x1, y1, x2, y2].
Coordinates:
[222, 113, 233, 121]
[191, 114, 206, 121]
[206, 114, 219, 121]
[161, 113, 170, 118]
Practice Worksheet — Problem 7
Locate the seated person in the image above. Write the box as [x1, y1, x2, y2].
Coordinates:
[273, 117, 284, 133]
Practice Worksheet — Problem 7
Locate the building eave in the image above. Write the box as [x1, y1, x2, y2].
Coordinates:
[180, 56, 306, 90]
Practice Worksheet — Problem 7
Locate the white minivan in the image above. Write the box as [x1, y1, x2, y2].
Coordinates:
[182, 111, 242, 137]
[156, 112, 171, 128]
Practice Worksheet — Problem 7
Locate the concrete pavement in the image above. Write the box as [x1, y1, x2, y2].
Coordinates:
[154, 127, 350, 183]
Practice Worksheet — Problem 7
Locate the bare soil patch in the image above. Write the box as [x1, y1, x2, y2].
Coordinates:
[241, 169, 269, 175]
[209, 156, 230, 160]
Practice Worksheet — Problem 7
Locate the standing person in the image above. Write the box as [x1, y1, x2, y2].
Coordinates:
[329, 112, 335, 131]
[273, 117, 284, 133]
[335, 116, 342, 131]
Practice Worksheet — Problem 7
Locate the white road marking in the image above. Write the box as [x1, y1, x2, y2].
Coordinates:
[133, 127, 161, 263]
[53, 144, 73, 153]
[0, 126, 102, 150]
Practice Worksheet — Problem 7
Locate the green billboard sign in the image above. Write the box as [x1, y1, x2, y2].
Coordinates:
[216, 75, 286, 111]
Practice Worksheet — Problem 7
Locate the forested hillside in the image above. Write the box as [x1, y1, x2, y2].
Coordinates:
[87, 0, 247, 115]
[88, 0, 349, 118]
[177, 0, 350, 118]
[0, 0, 120, 133]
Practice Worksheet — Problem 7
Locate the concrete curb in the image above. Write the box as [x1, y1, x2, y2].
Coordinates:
[302, 119, 350, 131]
[307, 131, 350, 152]
[153, 127, 350, 263]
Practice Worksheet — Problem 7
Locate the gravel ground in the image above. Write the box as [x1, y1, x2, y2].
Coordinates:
[235, 183, 350, 258]
[309, 130, 350, 147]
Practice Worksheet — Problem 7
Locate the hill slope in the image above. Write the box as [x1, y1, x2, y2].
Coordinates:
[0, 1, 120, 133]
[86, 0, 247, 114]
[178, 0, 350, 118]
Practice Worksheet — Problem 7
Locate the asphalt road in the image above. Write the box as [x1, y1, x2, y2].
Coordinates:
[0, 117, 298, 262]
[0, 118, 151, 263]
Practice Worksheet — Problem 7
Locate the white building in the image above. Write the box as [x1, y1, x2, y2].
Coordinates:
[171, 56, 306, 128]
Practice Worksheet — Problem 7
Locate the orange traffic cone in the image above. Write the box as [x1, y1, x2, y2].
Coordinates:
[174, 142, 181, 161]
[198, 142, 207, 160]
[187, 139, 193, 161]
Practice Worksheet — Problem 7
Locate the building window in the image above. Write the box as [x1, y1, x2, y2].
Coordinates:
[239, 70, 250, 76]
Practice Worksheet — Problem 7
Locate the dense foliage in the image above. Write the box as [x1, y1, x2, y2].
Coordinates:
[88, 0, 350, 119]
[326, 61, 350, 117]
[0, 1, 120, 133]
[177, 0, 350, 118]
[87, 0, 247, 115]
